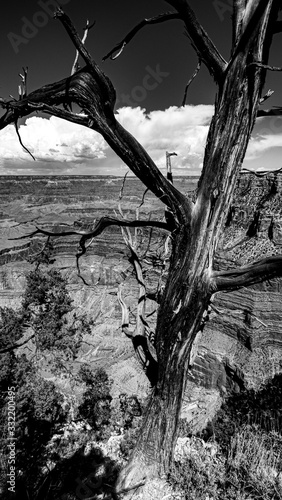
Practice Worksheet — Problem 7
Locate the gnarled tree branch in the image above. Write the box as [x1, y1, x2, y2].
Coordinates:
[211, 255, 282, 292]
[182, 59, 201, 107]
[102, 12, 181, 61]
[165, 0, 227, 81]
[230, 0, 275, 62]
[0, 22, 191, 224]
[10, 216, 170, 284]
[54, 8, 113, 100]
[116, 176, 158, 384]
[71, 19, 95, 75]
[249, 61, 282, 71]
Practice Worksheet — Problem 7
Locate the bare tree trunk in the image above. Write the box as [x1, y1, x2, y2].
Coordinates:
[117, 5, 278, 490]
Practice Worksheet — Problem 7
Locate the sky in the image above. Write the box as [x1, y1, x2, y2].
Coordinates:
[0, 0, 282, 176]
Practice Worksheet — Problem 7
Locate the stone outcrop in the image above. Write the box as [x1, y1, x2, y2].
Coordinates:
[183, 170, 282, 430]
[0, 173, 281, 431]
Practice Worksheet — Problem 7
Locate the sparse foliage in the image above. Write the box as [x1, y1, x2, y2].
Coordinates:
[0, 353, 67, 500]
[78, 366, 112, 439]
[0, 268, 92, 363]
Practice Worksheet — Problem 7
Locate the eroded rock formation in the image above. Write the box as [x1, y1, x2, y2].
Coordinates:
[0, 172, 281, 430]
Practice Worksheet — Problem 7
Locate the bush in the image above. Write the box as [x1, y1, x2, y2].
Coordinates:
[78, 367, 112, 439]
[169, 427, 282, 500]
[226, 424, 282, 500]
[108, 393, 143, 459]
[0, 354, 67, 499]
[169, 376, 282, 499]
[203, 374, 282, 454]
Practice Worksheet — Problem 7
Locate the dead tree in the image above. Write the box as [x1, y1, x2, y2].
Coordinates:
[117, 175, 159, 384]
[1, 1, 282, 494]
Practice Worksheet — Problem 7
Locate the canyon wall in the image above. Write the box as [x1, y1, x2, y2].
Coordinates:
[0, 173, 281, 430]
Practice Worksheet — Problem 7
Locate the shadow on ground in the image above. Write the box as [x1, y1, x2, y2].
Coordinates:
[12, 446, 120, 500]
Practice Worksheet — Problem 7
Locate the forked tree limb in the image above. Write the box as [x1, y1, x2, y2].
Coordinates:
[105, 1, 227, 82]
[9, 217, 170, 242]
[0, 73, 191, 223]
[119, 238, 148, 338]
[228, 0, 274, 66]
[117, 177, 152, 337]
[102, 12, 181, 61]
[116, 176, 159, 379]
[0, 9, 193, 224]
[71, 19, 95, 75]
[10, 216, 170, 284]
[165, 0, 227, 81]
[118, 244, 158, 382]
[54, 8, 114, 100]
[211, 255, 282, 292]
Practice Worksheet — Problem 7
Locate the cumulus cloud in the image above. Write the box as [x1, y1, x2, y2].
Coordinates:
[0, 116, 107, 166]
[1, 107, 281, 175]
[116, 105, 213, 171]
[244, 116, 282, 165]
[246, 133, 282, 160]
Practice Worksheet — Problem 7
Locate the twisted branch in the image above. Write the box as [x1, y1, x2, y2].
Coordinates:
[102, 12, 181, 61]
[211, 255, 282, 292]
[249, 61, 282, 71]
[71, 19, 95, 75]
[182, 59, 201, 107]
[10, 216, 170, 284]
[165, 0, 227, 81]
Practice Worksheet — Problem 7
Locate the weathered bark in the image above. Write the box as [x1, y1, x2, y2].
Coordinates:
[117, 1, 281, 492]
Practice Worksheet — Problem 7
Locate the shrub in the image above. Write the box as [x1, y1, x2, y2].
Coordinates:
[226, 424, 282, 500]
[0, 354, 67, 499]
[205, 374, 282, 454]
[78, 367, 112, 439]
[170, 376, 282, 500]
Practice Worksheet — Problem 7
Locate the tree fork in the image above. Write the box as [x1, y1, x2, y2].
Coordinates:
[117, 2, 280, 492]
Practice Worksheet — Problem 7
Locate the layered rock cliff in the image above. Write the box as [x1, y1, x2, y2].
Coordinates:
[0, 173, 281, 431]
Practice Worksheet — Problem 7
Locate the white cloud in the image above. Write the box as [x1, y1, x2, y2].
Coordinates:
[116, 105, 213, 171]
[0, 115, 107, 165]
[246, 133, 282, 160]
[2, 106, 280, 175]
[0, 106, 214, 174]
